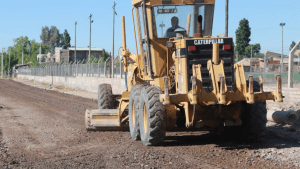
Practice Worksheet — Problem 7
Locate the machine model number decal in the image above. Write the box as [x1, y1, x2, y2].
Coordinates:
[194, 39, 224, 45]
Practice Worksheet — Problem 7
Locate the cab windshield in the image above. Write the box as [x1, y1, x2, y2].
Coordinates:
[152, 4, 214, 38]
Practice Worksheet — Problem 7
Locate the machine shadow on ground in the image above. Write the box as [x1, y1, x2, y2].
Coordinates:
[163, 126, 300, 150]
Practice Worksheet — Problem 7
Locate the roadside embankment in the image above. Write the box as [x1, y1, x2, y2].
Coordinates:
[264, 85, 300, 112]
[16, 74, 127, 94]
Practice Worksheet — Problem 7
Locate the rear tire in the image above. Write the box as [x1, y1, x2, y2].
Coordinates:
[227, 81, 267, 141]
[138, 86, 166, 146]
[98, 84, 113, 109]
[241, 99, 267, 141]
[129, 84, 143, 140]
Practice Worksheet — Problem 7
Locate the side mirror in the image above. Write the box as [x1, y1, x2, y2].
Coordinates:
[166, 41, 174, 49]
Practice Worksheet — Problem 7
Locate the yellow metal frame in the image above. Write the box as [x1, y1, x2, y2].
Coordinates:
[132, 0, 215, 6]
[160, 62, 283, 105]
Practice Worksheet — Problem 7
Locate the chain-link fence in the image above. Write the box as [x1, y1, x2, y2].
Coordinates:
[15, 56, 300, 85]
[238, 57, 300, 85]
[17, 57, 125, 79]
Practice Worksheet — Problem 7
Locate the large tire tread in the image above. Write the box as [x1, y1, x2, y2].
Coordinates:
[139, 86, 166, 146]
[224, 81, 267, 142]
[129, 84, 144, 140]
[241, 80, 267, 141]
[98, 84, 113, 109]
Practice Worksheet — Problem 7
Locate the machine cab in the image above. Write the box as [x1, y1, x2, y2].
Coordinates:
[151, 2, 214, 38]
[131, 0, 216, 80]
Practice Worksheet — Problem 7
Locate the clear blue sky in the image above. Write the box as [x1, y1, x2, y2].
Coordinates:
[0, 0, 299, 56]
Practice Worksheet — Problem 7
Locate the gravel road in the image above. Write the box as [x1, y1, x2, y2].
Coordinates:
[0, 79, 300, 168]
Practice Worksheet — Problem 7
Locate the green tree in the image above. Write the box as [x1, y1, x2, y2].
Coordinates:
[235, 18, 251, 58]
[90, 55, 98, 63]
[99, 49, 111, 67]
[49, 26, 60, 53]
[290, 41, 296, 51]
[40, 26, 50, 44]
[7, 36, 51, 67]
[7, 46, 18, 72]
[245, 43, 261, 58]
[61, 29, 71, 47]
[115, 58, 120, 67]
[40, 26, 62, 53]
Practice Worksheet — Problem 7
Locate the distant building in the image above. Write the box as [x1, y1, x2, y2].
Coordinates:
[237, 58, 263, 72]
[294, 44, 300, 57]
[54, 47, 103, 63]
[238, 57, 299, 73]
[37, 54, 47, 62]
[36, 52, 54, 63]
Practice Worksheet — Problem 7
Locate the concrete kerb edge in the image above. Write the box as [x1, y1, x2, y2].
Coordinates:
[16, 75, 126, 94]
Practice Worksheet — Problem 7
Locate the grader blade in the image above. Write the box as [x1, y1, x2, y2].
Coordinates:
[85, 109, 128, 131]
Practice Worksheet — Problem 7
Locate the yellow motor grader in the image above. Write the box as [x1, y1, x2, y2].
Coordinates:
[85, 0, 283, 146]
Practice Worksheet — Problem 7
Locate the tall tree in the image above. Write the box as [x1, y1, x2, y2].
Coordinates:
[235, 18, 251, 58]
[245, 43, 261, 58]
[40, 26, 62, 53]
[290, 41, 296, 51]
[49, 26, 60, 52]
[61, 29, 71, 47]
[40, 26, 50, 44]
[11, 36, 50, 66]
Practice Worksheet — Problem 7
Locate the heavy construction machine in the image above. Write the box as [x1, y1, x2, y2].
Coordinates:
[85, 0, 283, 146]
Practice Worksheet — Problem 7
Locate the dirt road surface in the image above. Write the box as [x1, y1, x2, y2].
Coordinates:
[0, 79, 300, 168]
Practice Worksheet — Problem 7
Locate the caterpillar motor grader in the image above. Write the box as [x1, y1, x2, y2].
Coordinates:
[85, 0, 283, 146]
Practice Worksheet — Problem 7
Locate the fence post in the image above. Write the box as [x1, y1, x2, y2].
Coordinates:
[55, 63, 57, 76]
[86, 60, 88, 77]
[75, 61, 77, 77]
[69, 62, 71, 77]
[93, 59, 95, 77]
[98, 59, 100, 77]
[119, 56, 122, 79]
[112, 57, 115, 78]
[77, 60, 81, 77]
[82, 60, 84, 76]
[263, 51, 267, 83]
[104, 57, 110, 78]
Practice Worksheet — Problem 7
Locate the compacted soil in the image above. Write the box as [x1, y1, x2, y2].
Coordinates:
[0, 79, 300, 168]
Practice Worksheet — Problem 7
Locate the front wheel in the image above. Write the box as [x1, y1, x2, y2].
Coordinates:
[128, 84, 143, 140]
[138, 86, 166, 146]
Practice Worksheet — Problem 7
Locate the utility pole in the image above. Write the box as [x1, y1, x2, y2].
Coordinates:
[112, 1, 117, 78]
[280, 22, 285, 72]
[263, 51, 267, 83]
[288, 41, 300, 88]
[225, 0, 229, 37]
[89, 14, 93, 62]
[75, 21, 77, 62]
[250, 44, 252, 72]
[159, 22, 165, 37]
